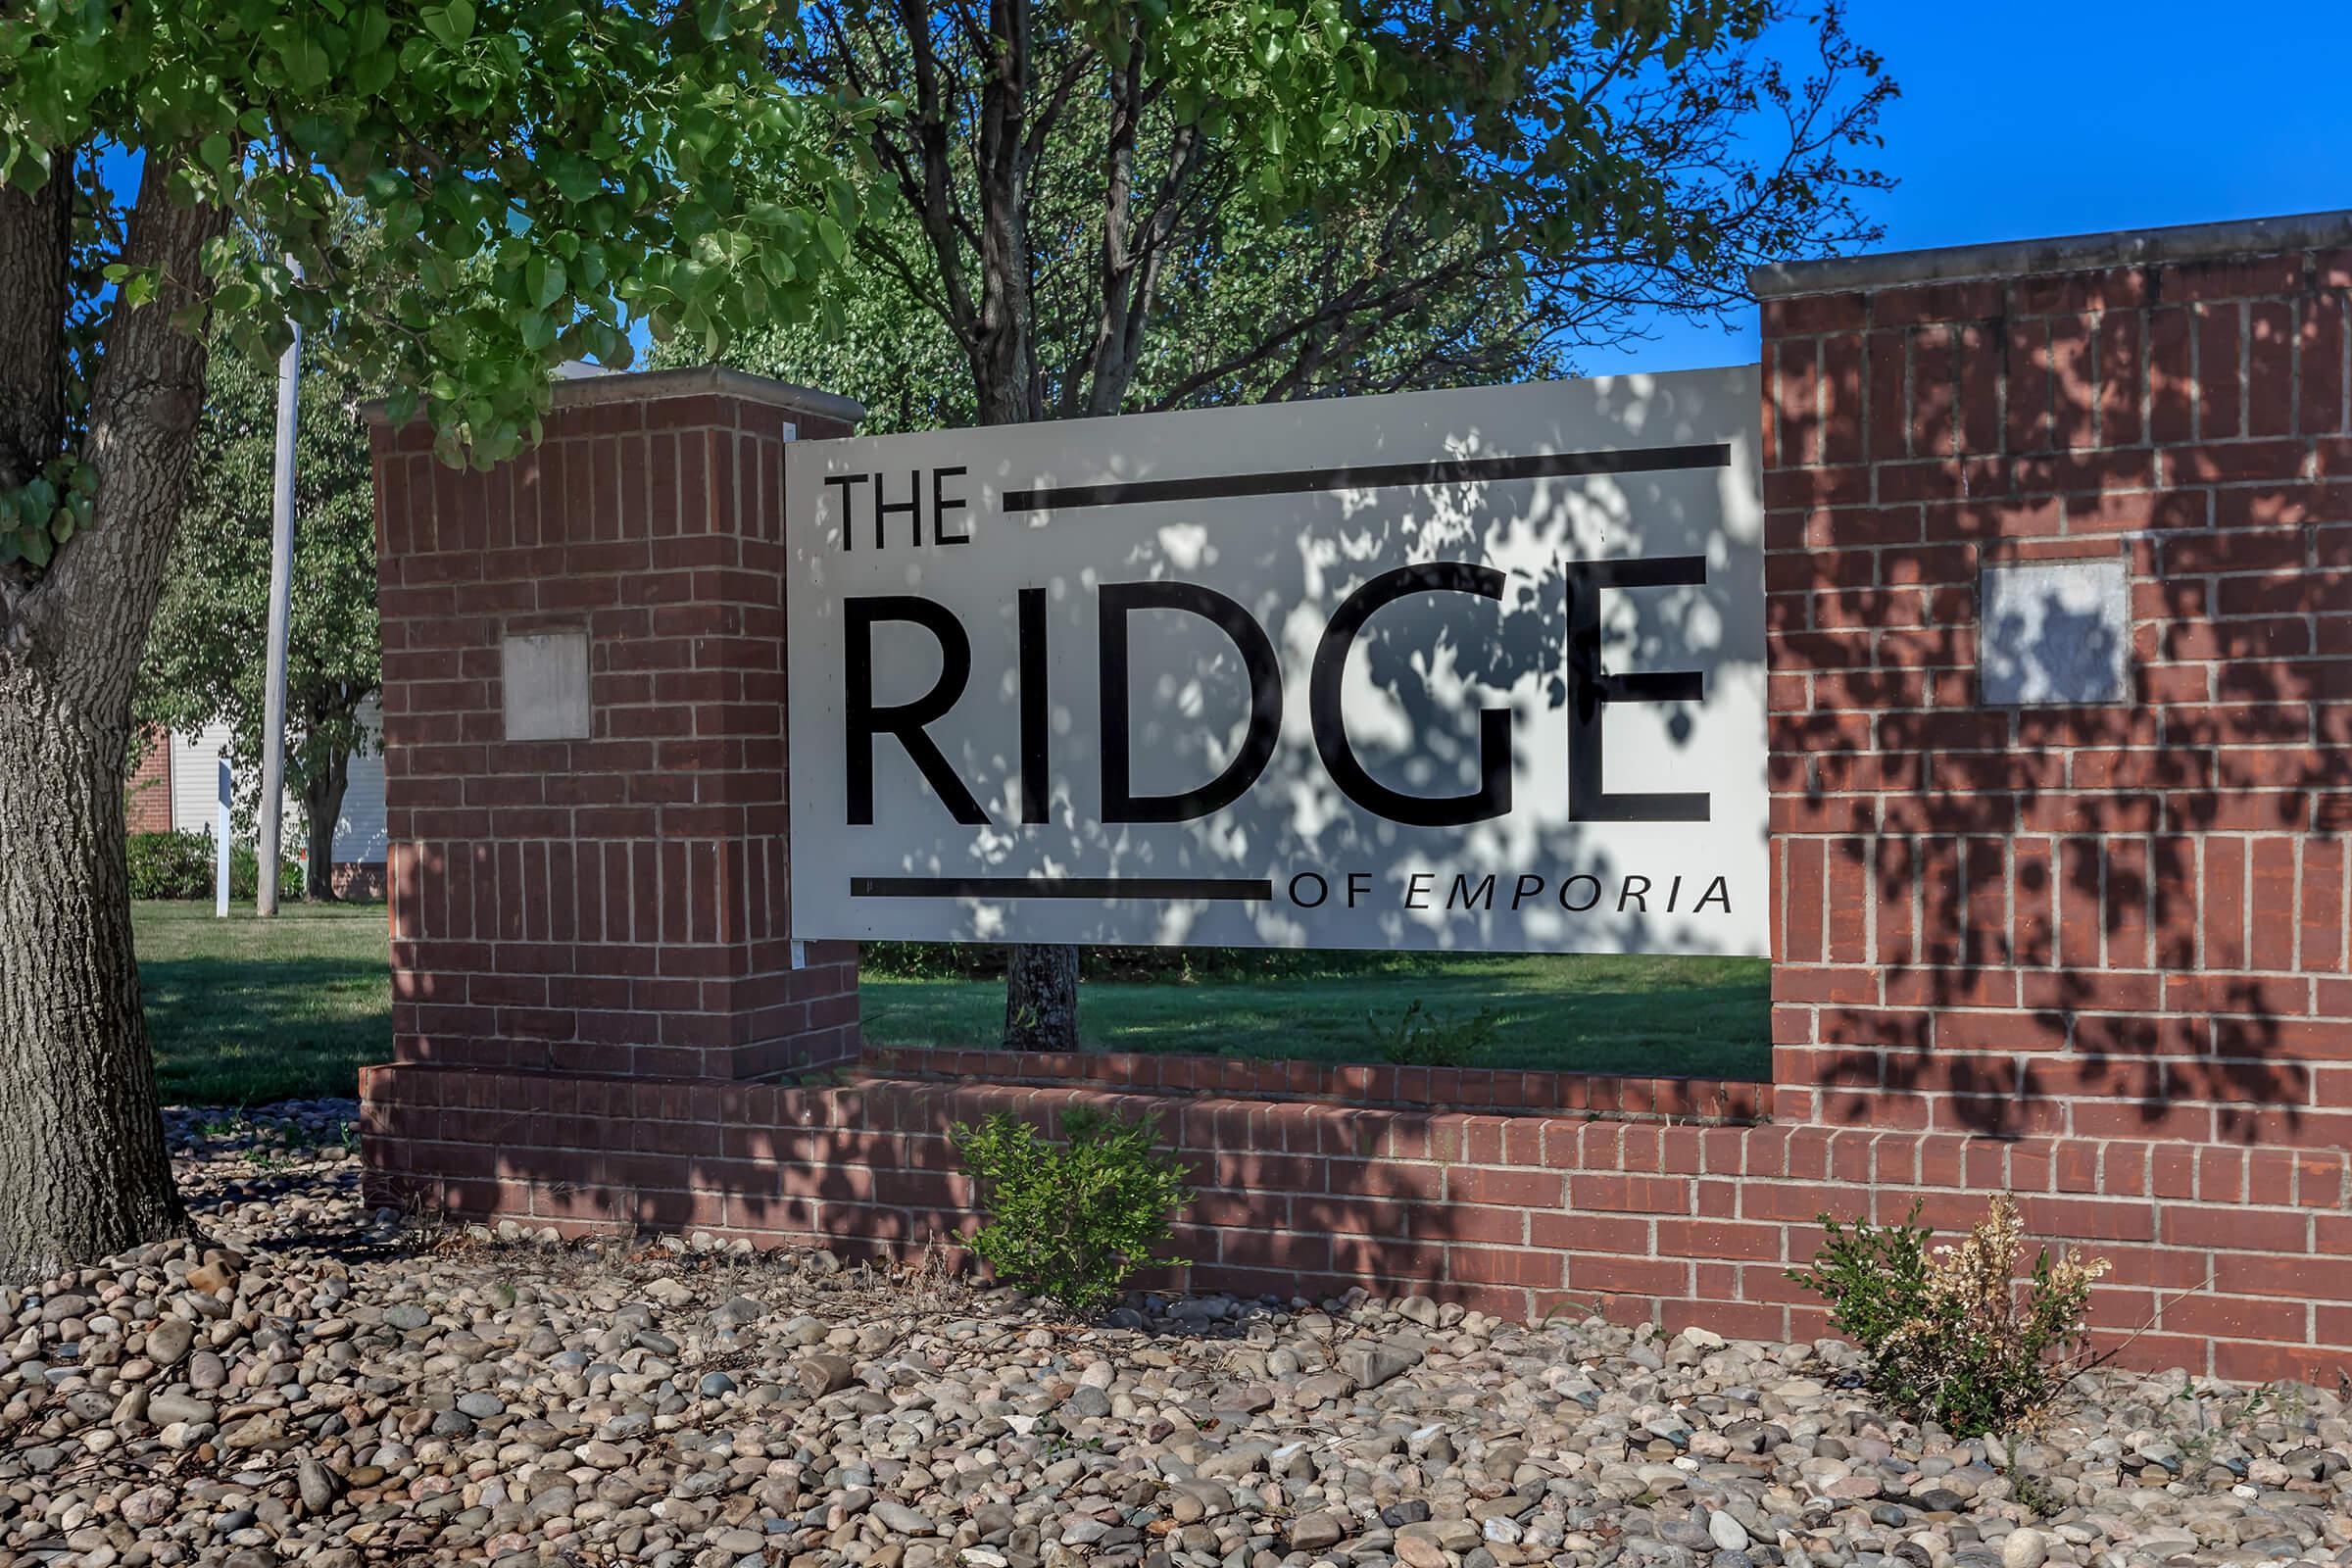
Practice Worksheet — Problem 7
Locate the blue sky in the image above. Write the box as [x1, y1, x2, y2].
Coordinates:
[1589, 0, 2352, 373]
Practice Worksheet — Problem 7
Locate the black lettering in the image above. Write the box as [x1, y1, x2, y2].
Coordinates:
[1511, 873, 1544, 909]
[1347, 871, 1371, 907]
[932, 466, 970, 545]
[1099, 581, 1283, 823]
[1694, 875, 1732, 912]
[874, 468, 921, 549]
[1558, 874, 1601, 911]
[822, 472, 868, 550]
[1407, 871, 1434, 908]
[1017, 588, 1049, 824]
[1447, 873, 1495, 910]
[1288, 871, 1329, 907]
[1565, 556, 1710, 823]
[1618, 874, 1650, 912]
[1310, 564, 1512, 826]
[844, 597, 988, 826]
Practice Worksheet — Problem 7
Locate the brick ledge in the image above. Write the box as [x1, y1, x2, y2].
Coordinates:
[360, 1060, 2352, 1381]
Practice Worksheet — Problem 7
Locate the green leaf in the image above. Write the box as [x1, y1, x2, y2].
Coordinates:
[418, 4, 453, 44]
[352, 4, 390, 54]
[350, 48, 395, 94]
[529, 255, 565, 309]
[6, 138, 52, 194]
[271, 24, 331, 90]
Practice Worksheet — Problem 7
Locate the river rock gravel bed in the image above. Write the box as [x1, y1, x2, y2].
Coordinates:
[2, 1102, 2349, 1568]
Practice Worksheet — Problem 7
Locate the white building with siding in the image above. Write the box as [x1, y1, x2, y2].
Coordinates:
[128, 700, 389, 899]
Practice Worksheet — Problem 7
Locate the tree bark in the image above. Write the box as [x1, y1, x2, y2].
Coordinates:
[300, 747, 349, 903]
[972, 0, 1041, 425]
[1004, 941, 1081, 1052]
[0, 687, 187, 1280]
[0, 153, 223, 1277]
[0, 172, 71, 490]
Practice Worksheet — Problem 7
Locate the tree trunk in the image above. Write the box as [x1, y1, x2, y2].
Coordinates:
[984, 325, 1079, 1043]
[1004, 941, 1081, 1052]
[0, 686, 187, 1280]
[300, 749, 349, 903]
[0, 154, 223, 1277]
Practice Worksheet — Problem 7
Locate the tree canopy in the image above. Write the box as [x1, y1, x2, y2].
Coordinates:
[725, 0, 1891, 429]
[680, 160, 1575, 432]
[137, 314, 380, 896]
[1, 0, 872, 578]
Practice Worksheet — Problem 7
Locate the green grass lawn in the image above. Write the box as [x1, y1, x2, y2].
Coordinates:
[130, 901, 1769, 1105]
[862, 951, 1768, 1080]
[132, 900, 392, 1106]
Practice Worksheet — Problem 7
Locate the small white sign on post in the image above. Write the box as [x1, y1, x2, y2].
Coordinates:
[784, 368, 1767, 955]
[214, 755, 232, 919]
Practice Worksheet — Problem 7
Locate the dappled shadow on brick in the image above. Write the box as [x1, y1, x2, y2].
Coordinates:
[1765, 245, 2352, 1150]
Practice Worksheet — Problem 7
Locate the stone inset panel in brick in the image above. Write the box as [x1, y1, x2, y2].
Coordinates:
[1980, 556, 2131, 706]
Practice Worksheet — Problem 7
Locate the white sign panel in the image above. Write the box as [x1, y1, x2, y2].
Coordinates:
[784, 368, 1765, 954]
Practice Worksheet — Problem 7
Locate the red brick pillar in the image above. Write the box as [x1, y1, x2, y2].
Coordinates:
[124, 733, 173, 834]
[365, 368, 863, 1084]
[1761, 219, 2352, 1143]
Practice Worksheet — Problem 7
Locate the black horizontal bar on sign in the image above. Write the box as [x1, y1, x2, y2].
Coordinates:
[1001, 442, 1733, 514]
[851, 875, 1274, 902]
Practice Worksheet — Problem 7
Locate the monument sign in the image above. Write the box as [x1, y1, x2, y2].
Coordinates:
[783, 368, 1767, 953]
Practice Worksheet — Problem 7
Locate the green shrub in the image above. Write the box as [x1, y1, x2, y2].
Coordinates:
[228, 841, 307, 901]
[1363, 998, 1501, 1066]
[1788, 1196, 2108, 1437]
[126, 830, 216, 900]
[951, 1107, 1192, 1313]
[124, 830, 304, 901]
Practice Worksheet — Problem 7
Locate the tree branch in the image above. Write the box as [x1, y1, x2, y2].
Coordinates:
[892, 0, 986, 347]
[0, 171, 74, 492]
[32, 153, 228, 692]
[970, 0, 1037, 421]
[1099, 120, 1203, 413]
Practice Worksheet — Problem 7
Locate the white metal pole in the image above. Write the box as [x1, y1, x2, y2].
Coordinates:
[214, 754, 232, 919]
[255, 314, 300, 915]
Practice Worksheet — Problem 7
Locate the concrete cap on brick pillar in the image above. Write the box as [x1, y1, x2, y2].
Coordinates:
[358, 363, 867, 430]
[1749, 208, 2352, 297]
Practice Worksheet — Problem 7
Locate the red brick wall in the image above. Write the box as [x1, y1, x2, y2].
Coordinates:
[368, 369, 862, 1082]
[124, 733, 172, 834]
[1765, 247, 2352, 1144]
[360, 1062, 2352, 1380]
